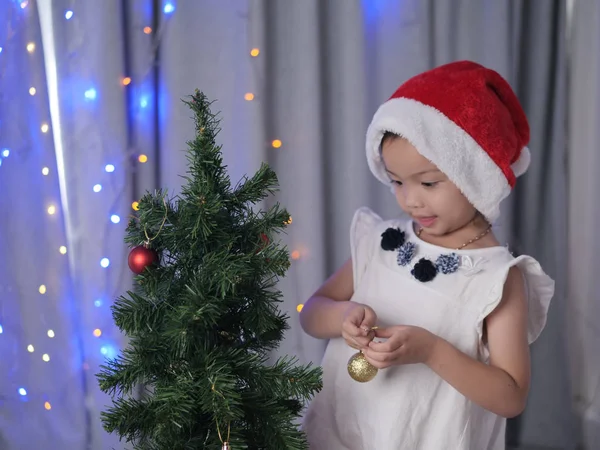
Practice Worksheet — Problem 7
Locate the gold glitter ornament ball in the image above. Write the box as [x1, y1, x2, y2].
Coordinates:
[347, 351, 378, 382]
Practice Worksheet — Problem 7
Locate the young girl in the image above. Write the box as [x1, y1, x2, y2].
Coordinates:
[299, 61, 554, 449]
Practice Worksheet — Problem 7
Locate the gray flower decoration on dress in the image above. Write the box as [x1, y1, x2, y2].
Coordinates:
[435, 253, 460, 274]
[397, 242, 416, 266]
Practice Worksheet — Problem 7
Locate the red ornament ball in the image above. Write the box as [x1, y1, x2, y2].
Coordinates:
[255, 233, 270, 254]
[128, 245, 159, 274]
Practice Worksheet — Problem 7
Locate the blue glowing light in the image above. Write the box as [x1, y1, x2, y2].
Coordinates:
[100, 345, 117, 358]
[0, 324, 3, 333]
[94, 299, 102, 307]
[65, 10, 73, 20]
[105, 164, 115, 173]
[1, 148, 9, 157]
[84, 88, 97, 100]
[18, 388, 27, 396]
[110, 214, 120, 224]
[93, 184, 102, 192]
[140, 97, 149, 108]
[163, 2, 175, 14]
[100, 258, 110, 268]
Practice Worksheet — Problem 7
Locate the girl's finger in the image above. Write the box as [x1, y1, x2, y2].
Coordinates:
[342, 331, 365, 349]
[363, 353, 388, 370]
[365, 346, 405, 365]
[368, 339, 399, 353]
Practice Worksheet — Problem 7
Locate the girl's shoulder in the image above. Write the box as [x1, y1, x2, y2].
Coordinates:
[350, 206, 394, 238]
[349, 207, 391, 289]
[350, 206, 414, 247]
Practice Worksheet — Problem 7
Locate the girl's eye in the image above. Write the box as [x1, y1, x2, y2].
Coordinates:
[422, 182, 438, 187]
[391, 180, 403, 186]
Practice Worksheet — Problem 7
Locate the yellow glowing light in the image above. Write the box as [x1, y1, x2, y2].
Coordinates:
[41, 123, 49, 133]
[29, 87, 36, 95]
[93, 329, 102, 337]
[47, 205, 56, 215]
[26, 42, 35, 53]
[47, 330, 55, 338]
[42, 354, 50, 362]
[42, 167, 50, 175]
[272, 139, 282, 149]
[39, 285, 47, 294]
[285, 216, 293, 225]
[244, 93, 255, 101]
[44, 402, 51, 410]
[250, 48, 260, 57]
[59, 246, 67, 254]
[143, 26, 152, 34]
[132, 201, 140, 211]
[27, 345, 34, 352]
[138, 154, 148, 163]
[122, 77, 131, 86]
[291, 250, 301, 260]
[296, 304, 304, 312]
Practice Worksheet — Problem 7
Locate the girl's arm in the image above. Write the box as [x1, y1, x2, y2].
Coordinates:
[426, 266, 530, 418]
[299, 258, 356, 339]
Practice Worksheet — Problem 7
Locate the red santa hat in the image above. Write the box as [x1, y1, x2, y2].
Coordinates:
[366, 60, 530, 223]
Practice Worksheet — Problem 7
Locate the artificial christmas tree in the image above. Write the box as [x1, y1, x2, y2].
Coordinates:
[97, 90, 322, 449]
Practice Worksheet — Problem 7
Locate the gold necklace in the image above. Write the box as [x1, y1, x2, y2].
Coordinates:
[417, 224, 492, 250]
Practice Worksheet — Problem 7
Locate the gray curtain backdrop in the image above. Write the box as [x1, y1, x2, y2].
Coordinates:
[568, 0, 600, 448]
[0, 0, 592, 448]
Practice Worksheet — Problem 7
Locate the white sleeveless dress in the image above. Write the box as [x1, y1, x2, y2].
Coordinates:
[301, 207, 554, 450]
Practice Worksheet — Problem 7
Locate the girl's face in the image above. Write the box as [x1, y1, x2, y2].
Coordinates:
[381, 137, 478, 237]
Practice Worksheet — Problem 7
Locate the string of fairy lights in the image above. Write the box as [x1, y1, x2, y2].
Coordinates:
[246, 54, 304, 315]
[0, 0, 176, 412]
[244, 45, 303, 314]
[0, 0, 306, 422]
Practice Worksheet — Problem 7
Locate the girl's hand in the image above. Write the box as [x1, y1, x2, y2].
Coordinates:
[341, 303, 378, 350]
[363, 325, 439, 368]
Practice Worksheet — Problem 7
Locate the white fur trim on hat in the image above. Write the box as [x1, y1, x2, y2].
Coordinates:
[511, 146, 530, 177]
[366, 98, 517, 223]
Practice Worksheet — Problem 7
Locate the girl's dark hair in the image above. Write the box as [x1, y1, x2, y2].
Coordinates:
[380, 132, 402, 155]
[381, 131, 401, 146]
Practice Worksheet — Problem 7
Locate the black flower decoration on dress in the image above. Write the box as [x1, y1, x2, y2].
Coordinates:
[381, 227, 405, 251]
[411, 258, 438, 282]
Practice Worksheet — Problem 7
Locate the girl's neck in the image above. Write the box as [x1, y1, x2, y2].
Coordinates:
[416, 214, 500, 250]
